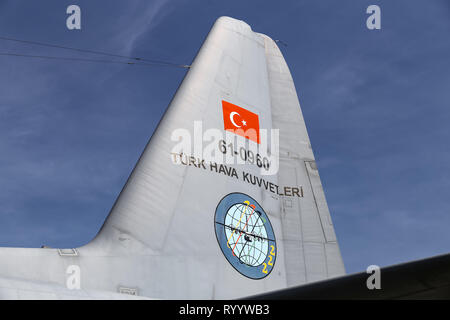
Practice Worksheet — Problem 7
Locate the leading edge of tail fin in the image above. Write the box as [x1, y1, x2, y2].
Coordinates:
[84, 16, 345, 299]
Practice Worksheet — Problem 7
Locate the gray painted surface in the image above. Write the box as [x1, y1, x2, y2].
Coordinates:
[0, 16, 345, 299]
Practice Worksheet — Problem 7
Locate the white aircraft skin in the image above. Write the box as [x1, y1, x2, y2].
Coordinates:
[0, 16, 346, 300]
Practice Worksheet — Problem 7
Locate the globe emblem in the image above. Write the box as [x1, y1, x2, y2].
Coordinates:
[224, 203, 269, 266]
[214, 193, 276, 279]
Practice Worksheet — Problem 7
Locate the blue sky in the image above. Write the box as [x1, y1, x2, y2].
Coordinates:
[0, 0, 449, 274]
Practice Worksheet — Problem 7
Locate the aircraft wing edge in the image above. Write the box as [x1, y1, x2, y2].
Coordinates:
[243, 252, 450, 299]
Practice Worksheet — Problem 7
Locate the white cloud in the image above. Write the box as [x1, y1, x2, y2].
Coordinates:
[114, 0, 173, 55]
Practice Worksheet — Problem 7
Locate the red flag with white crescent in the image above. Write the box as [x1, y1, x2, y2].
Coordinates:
[222, 100, 260, 144]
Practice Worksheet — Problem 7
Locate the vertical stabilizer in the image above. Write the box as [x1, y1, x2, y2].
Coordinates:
[85, 16, 345, 297]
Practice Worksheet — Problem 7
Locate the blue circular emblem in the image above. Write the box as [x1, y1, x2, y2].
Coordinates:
[214, 192, 276, 279]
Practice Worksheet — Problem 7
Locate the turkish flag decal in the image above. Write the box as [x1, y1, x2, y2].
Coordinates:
[222, 100, 260, 144]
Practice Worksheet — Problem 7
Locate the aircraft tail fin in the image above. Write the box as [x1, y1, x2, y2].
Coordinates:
[84, 16, 345, 298]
